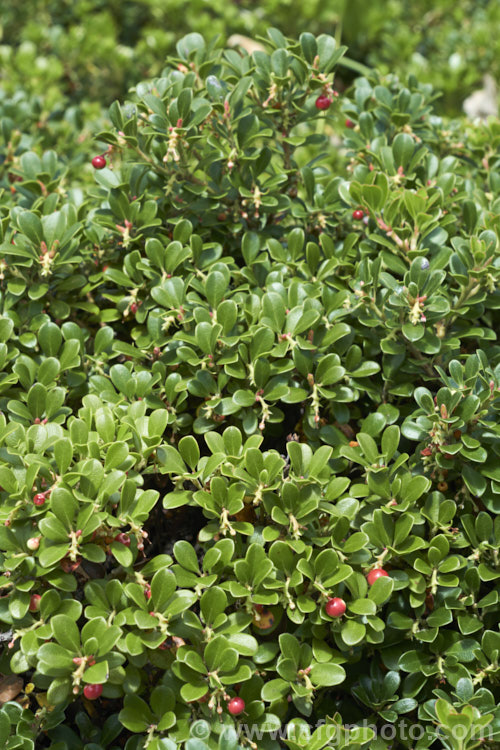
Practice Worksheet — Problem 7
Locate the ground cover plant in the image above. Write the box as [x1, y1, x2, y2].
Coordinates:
[0, 26, 499, 750]
[2, 0, 500, 116]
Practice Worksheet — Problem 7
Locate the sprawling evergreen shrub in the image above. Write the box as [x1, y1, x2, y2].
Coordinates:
[2, 0, 500, 114]
[0, 29, 499, 750]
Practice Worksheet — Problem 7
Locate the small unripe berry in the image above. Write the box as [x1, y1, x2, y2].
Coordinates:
[27, 537, 40, 551]
[315, 94, 332, 111]
[420, 258, 430, 270]
[114, 533, 131, 546]
[83, 683, 103, 700]
[325, 597, 346, 618]
[227, 697, 245, 715]
[91, 155, 106, 169]
[352, 209, 364, 220]
[33, 493, 46, 506]
[367, 568, 389, 586]
[29, 594, 41, 612]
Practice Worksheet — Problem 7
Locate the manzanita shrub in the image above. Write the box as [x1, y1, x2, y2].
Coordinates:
[3, 0, 500, 115]
[0, 29, 499, 750]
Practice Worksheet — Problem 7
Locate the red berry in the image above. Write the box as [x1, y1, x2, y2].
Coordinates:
[345, 118, 355, 128]
[130, 302, 138, 314]
[29, 594, 41, 612]
[33, 493, 46, 506]
[367, 568, 389, 586]
[227, 697, 245, 715]
[91, 155, 106, 170]
[83, 683, 103, 700]
[114, 533, 131, 546]
[315, 94, 332, 111]
[325, 597, 346, 618]
[352, 209, 364, 220]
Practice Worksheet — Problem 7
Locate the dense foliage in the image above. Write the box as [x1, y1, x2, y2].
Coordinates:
[1, 0, 499, 114]
[0, 23, 499, 750]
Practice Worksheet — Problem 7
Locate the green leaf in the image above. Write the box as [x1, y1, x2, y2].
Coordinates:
[310, 662, 346, 686]
[18, 211, 44, 243]
[119, 695, 153, 732]
[341, 620, 366, 646]
[180, 682, 210, 703]
[200, 586, 227, 625]
[54, 438, 73, 474]
[39, 515, 69, 542]
[50, 488, 77, 529]
[463, 464, 487, 496]
[0, 710, 9, 746]
[105, 441, 129, 470]
[38, 322, 62, 356]
[37, 642, 75, 675]
[178, 435, 200, 469]
[381, 425, 400, 461]
[47, 677, 71, 705]
[356, 433, 379, 463]
[157, 446, 187, 475]
[51, 614, 80, 651]
[39, 543, 69, 567]
[348, 599, 377, 616]
[111, 541, 134, 567]
[83, 660, 109, 683]
[317, 34, 344, 73]
[368, 575, 394, 605]
[151, 568, 176, 611]
[261, 678, 289, 702]
[392, 133, 415, 170]
[205, 271, 227, 308]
